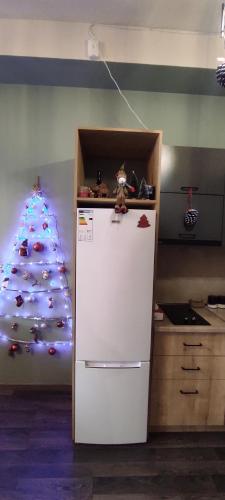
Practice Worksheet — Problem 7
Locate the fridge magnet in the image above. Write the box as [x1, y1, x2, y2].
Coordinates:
[184, 188, 199, 230]
[114, 164, 135, 214]
[137, 214, 150, 228]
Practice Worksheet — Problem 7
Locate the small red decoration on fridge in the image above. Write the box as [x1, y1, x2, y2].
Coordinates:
[58, 265, 67, 273]
[42, 222, 48, 230]
[137, 215, 150, 228]
[11, 267, 18, 274]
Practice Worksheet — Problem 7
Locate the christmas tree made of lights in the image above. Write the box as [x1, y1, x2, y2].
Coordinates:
[0, 179, 72, 356]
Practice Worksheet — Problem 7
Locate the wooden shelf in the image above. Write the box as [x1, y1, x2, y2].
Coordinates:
[77, 197, 156, 207]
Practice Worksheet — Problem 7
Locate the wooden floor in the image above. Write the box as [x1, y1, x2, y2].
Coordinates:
[1, 389, 225, 500]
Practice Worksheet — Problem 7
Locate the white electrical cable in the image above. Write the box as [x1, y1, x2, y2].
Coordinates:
[88, 24, 150, 131]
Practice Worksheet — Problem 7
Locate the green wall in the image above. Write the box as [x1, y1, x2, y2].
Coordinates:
[0, 84, 225, 385]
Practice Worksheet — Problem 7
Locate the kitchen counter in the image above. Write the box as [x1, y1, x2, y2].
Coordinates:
[155, 306, 225, 333]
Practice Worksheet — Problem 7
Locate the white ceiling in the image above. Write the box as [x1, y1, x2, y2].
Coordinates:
[0, 0, 222, 34]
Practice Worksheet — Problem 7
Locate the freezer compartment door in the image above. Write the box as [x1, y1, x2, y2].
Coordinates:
[76, 208, 156, 361]
[75, 360, 150, 444]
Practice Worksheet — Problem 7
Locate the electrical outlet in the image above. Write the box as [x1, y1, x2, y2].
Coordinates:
[87, 39, 100, 60]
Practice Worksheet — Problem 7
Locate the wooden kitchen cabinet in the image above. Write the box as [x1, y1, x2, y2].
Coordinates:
[150, 331, 225, 430]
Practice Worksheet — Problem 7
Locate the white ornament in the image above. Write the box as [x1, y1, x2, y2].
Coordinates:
[23, 271, 31, 280]
[40, 322, 47, 329]
[42, 270, 50, 280]
[26, 295, 36, 303]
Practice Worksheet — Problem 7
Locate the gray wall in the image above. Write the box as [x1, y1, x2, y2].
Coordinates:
[1, 84, 225, 385]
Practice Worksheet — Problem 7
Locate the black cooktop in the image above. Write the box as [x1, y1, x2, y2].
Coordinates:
[160, 303, 210, 326]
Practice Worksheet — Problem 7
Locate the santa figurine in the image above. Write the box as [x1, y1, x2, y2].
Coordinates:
[19, 239, 29, 257]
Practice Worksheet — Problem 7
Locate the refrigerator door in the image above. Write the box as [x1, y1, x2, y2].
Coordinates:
[76, 208, 156, 361]
[75, 360, 150, 444]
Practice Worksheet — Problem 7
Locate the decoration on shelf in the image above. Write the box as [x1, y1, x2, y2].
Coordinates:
[114, 164, 134, 214]
[137, 214, 150, 228]
[0, 177, 72, 356]
[128, 170, 139, 198]
[48, 347, 56, 356]
[42, 270, 50, 280]
[15, 295, 24, 307]
[56, 320, 65, 328]
[19, 239, 28, 257]
[78, 186, 91, 198]
[11, 323, 18, 331]
[33, 242, 44, 252]
[2, 278, 9, 289]
[90, 170, 109, 198]
[184, 188, 199, 229]
[138, 178, 155, 199]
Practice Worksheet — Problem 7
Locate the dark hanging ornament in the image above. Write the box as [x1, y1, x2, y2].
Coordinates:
[2, 277, 9, 289]
[42, 222, 48, 230]
[15, 295, 24, 307]
[11, 322, 18, 331]
[11, 267, 18, 274]
[184, 188, 199, 230]
[128, 170, 139, 198]
[56, 320, 65, 328]
[29, 326, 37, 334]
[48, 347, 56, 356]
[216, 63, 225, 88]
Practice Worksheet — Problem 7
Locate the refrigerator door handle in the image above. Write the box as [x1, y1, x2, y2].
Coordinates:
[85, 361, 142, 369]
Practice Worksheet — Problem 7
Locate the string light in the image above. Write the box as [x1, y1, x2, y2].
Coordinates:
[0, 184, 72, 355]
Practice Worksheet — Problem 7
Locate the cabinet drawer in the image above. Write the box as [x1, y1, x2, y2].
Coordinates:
[150, 379, 225, 427]
[154, 333, 225, 356]
[150, 379, 209, 426]
[152, 355, 225, 380]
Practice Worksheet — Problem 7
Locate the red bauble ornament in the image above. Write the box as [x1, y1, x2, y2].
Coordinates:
[11, 267, 18, 274]
[56, 320, 65, 328]
[42, 222, 48, 230]
[15, 295, 24, 307]
[48, 347, 56, 356]
[29, 225, 35, 232]
[58, 265, 67, 274]
[33, 242, 44, 252]
[9, 343, 19, 353]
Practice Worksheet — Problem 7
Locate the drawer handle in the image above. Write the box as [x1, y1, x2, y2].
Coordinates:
[183, 342, 203, 347]
[181, 366, 200, 371]
[180, 389, 199, 395]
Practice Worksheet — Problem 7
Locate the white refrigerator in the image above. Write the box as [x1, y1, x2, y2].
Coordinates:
[75, 208, 156, 444]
